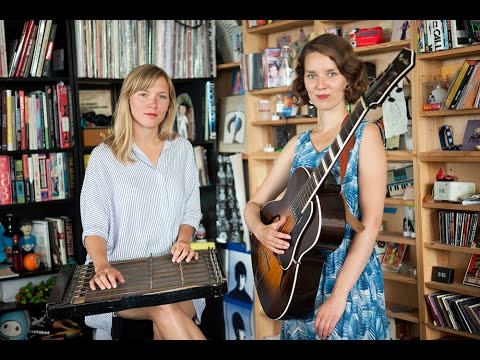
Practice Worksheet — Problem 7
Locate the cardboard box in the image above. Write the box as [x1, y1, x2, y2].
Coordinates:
[82, 127, 111, 147]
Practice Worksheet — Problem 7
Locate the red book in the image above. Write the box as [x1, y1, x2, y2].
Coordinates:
[56, 82, 71, 149]
[0, 155, 12, 205]
[14, 20, 35, 77]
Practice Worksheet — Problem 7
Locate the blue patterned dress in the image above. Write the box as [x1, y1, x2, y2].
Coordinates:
[280, 121, 389, 340]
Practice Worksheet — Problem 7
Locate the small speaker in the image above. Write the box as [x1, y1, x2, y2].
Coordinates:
[432, 266, 454, 284]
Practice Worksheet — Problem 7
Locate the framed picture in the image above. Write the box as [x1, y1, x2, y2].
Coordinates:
[391, 20, 411, 41]
[461, 119, 480, 150]
[79, 89, 113, 116]
[219, 95, 246, 153]
[223, 299, 254, 340]
[224, 248, 254, 304]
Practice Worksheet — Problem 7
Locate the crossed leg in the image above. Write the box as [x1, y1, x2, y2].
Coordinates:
[116, 300, 206, 340]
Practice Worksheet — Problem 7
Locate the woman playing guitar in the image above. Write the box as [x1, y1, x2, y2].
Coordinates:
[244, 33, 390, 340]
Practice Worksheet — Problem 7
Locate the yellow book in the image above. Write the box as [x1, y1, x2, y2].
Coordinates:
[191, 241, 216, 250]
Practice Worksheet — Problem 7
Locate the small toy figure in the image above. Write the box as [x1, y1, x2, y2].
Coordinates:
[0, 310, 30, 340]
[19, 218, 36, 255]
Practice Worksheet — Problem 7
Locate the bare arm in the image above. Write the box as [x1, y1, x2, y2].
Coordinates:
[171, 224, 198, 263]
[315, 122, 387, 338]
[85, 235, 124, 291]
[243, 135, 298, 254]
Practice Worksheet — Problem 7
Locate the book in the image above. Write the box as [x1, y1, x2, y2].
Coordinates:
[41, 23, 57, 77]
[461, 193, 480, 205]
[463, 254, 480, 288]
[461, 119, 480, 151]
[381, 242, 407, 272]
[444, 60, 476, 109]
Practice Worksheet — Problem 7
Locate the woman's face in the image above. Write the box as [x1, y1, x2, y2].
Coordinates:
[129, 77, 170, 131]
[303, 52, 348, 111]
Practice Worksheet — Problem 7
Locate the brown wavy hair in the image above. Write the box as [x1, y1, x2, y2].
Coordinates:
[105, 64, 178, 163]
[291, 33, 369, 107]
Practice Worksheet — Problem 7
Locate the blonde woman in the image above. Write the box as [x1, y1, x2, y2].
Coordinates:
[80, 64, 204, 340]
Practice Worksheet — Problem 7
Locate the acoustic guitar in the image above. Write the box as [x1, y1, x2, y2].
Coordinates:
[251, 48, 415, 320]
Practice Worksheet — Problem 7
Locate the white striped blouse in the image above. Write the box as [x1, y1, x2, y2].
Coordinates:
[80, 137, 201, 262]
[80, 137, 203, 339]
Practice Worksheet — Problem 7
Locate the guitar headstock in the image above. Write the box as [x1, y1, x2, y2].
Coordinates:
[364, 48, 415, 108]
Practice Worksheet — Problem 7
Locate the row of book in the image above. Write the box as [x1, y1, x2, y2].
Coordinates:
[73, 20, 216, 80]
[31, 216, 75, 269]
[0, 152, 74, 206]
[240, 50, 291, 92]
[442, 59, 480, 110]
[425, 290, 480, 335]
[0, 20, 57, 78]
[438, 210, 478, 248]
[0, 83, 73, 152]
[417, 20, 480, 53]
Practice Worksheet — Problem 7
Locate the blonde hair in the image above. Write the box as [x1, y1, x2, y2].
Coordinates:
[105, 64, 178, 163]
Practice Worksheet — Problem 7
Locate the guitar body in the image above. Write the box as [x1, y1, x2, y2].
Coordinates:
[251, 167, 346, 320]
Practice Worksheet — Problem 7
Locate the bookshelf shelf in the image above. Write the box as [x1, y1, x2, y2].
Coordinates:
[246, 20, 314, 34]
[417, 152, 480, 163]
[384, 197, 415, 206]
[353, 39, 410, 55]
[386, 150, 414, 161]
[378, 231, 416, 246]
[425, 281, 480, 297]
[417, 44, 480, 60]
[383, 271, 417, 285]
[249, 86, 291, 96]
[422, 196, 480, 211]
[248, 152, 280, 160]
[424, 241, 480, 255]
[251, 118, 317, 126]
[386, 303, 419, 323]
[217, 62, 240, 71]
[420, 108, 480, 117]
[425, 323, 480, 340]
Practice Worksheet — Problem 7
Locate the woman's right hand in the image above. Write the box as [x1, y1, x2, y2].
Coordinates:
[89, 263, 125, 291]
[254, 215, 291, 254]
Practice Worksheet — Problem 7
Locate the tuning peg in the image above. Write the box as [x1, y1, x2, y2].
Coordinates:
[388, 96, 395, 102]
[395, 86, 403, 93]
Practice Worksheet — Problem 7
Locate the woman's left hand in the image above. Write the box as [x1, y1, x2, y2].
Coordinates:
[314, 294, 347, 339]
[171, 240, 198, 263]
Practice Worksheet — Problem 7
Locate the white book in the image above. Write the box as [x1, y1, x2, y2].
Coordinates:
[30, 19, 46, 77]
[0, 20, 8, 78]
[32, 219, 52, 269]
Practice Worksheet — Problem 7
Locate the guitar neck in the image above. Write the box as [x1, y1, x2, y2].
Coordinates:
[296, 102, 367, 213]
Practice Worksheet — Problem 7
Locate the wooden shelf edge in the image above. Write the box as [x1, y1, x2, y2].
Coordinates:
[354, 40, 410, 55]
[417, 151, 480, 162]
[386, 304, 419, 323]
[383, 271, 417, 284]
[248, 152, 280, 160]
[425, 281, 480, 297]
[420, 107, 480, 117]
[386, 150, 415, 161]
[378, 231, 416, 245]
[246, 20, 314, 34]
[251, 117, 317, 126]
[417, 44, 480, 60]
[424, 241, 480, 255]
[249, 86, 291, 96]
[422, 194, 480, 211]
[384, 197, 415, 206]
[217, 62, 240, 71]
[425, 322, 480, 340]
